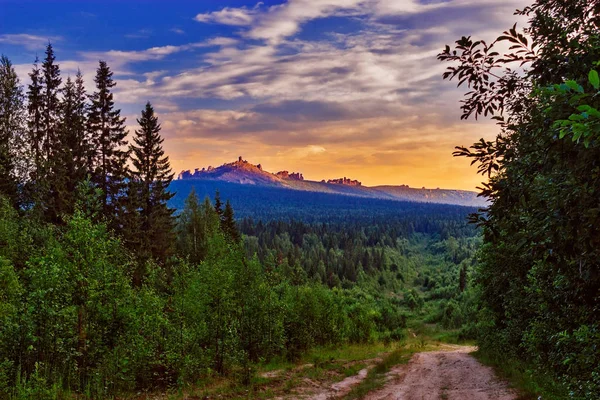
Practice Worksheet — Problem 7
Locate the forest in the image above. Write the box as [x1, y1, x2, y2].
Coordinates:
[0, 44, 479, 399]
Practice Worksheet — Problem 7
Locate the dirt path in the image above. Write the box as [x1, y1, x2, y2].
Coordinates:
[362, 345, 517, 400]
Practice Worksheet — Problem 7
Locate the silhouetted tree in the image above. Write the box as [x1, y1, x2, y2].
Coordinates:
[214, 189, 223, 217]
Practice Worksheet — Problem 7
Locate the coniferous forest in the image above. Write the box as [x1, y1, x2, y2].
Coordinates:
[1, 0, 599, 398]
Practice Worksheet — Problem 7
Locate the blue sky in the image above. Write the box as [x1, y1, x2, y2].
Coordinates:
[0, 0, 528, 189]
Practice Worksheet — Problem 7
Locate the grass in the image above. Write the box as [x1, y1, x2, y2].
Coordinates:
[305, 342, 388, 363]
[473, 349, 571, 400]
[343, 347, 412, 400]
[133, 324, 465, 400]
[154, 342, 394, 400]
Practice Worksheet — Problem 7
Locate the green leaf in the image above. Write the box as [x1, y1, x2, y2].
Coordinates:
[569, 114, 584, 121]
[589, 70, 600, 90]
[559, 129, 568, 139]
[565, 80, 583, 93]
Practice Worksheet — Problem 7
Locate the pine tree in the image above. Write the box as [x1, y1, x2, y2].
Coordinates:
[0, 55, 24, 207]
[127, 102, 175, 263]
[56, 71, 89, 218]
[88, 61, 129, 227]
[221, 200, 240, 243]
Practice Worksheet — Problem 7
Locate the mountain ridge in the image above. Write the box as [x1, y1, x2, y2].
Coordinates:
[176, 157, 486, 207]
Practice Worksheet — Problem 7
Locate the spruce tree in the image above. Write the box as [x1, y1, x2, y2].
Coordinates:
[56, 71, 89, 217]
[88, 61, 129, 227]
[221, 200, 240, 243]
[26, 56, 44, 206]
[214, 189, 223, 217]
[41, 43, 61, 162]
[0, 55, 24, 207]
[127, 102, 175, 263]
[40, 44, 64, 221]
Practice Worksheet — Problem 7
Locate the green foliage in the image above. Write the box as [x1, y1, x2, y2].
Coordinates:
[440, 1, 600, 397]
[548, 67, 600, 147]
[53, 71, 89, 220]
[0, 55, 24, 208]
[175, 190, 220, 264]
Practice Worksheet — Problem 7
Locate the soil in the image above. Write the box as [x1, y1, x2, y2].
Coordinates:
[360, 345, 517, 400]
[298, 345, 517, 400]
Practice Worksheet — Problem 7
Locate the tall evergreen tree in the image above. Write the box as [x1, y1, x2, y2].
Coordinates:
[88, 60, 129, 227]
[41, 43, 61, 162]
[221, 200, 240, 243]
[214, 189, 223, 217]
[39, 44, 63, 221]
[127, 102, 175, 263]
[26, 56, 44, 206]
[55, 71, 90, 218]
[0, 55, 24, 207]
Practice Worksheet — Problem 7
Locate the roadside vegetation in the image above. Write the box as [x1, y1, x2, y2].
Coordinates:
[440, 0, 600, 398]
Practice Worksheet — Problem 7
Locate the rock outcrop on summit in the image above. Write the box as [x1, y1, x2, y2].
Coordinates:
[327, 177, 362, 186]
[276, 171, 304, 181]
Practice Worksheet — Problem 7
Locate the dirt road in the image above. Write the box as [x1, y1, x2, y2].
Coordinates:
[361, 345, 517, 400]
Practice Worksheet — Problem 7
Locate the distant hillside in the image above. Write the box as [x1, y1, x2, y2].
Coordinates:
[168, 180, 479, 224]
[175, 157, 487, 208]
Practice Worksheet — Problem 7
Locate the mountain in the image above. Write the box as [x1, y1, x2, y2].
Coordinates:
[174, 157, 486, 208]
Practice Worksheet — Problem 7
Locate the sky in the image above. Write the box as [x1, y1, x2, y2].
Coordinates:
[0, 0, 529, 190]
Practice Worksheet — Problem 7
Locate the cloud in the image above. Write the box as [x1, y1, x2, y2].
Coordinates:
[0, 33, 62, 50]
[194, 5, 260, 26]
[171, 28, 185, 35]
